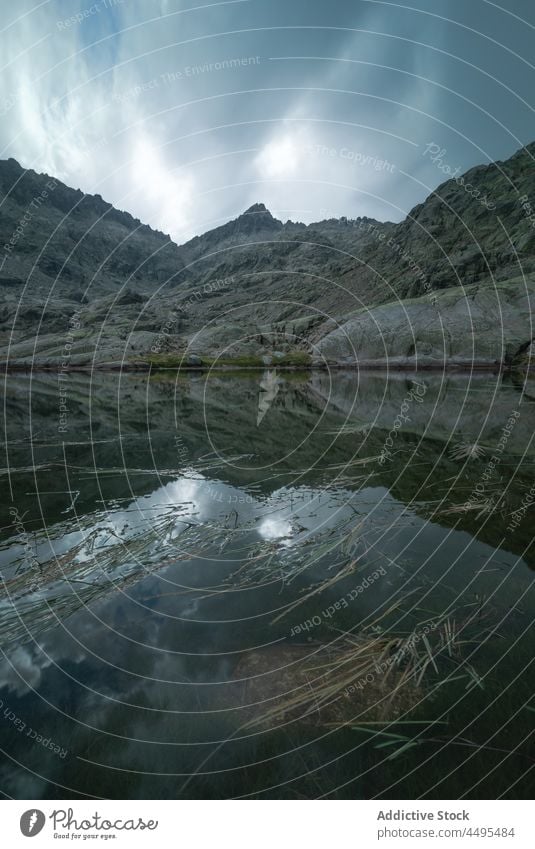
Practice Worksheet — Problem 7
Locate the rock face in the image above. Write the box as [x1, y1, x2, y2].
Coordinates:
[1, 142, 535, 368]
[316, 279, 535, 368]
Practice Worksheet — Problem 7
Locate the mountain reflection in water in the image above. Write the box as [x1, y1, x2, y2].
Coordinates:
[0, 370, 533, 799]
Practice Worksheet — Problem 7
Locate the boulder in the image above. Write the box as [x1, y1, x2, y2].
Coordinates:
[316, 278, 535, 367]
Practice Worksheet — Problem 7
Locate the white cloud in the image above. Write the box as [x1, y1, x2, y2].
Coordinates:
[128, 135, 196, 237]
[0, 0, 523, 240]
[255, 133, 301, 179]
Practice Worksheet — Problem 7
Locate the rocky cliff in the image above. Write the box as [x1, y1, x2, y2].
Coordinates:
[1, 142, 534, 368]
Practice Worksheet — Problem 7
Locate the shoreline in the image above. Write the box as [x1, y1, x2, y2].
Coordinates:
[0, 361, 520, 374]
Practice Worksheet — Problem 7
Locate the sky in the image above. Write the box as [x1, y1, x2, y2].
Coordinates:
[1, 0, 534, 242]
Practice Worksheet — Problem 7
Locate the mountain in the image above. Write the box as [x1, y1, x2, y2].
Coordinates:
[1, 142, 534, 369]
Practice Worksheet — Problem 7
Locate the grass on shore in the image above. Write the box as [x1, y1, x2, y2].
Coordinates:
[146, 351, 312, 369]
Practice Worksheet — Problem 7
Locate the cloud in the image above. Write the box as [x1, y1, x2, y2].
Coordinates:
[255, 133, 301, 179]
[128, 135, 196, 237]
[0, 0, 532, 240]
[0, 645, 52, 696]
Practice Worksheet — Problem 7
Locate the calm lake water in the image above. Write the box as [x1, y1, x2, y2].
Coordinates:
[0, 370, 534, 799]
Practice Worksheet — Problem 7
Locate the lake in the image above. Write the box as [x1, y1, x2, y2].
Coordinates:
[0, 369, 533, 799]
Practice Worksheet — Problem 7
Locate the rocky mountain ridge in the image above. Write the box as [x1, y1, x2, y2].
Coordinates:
[1, 141, 534, 368]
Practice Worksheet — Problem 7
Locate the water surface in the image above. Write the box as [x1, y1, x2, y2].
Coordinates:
[0, 370, 533, 799]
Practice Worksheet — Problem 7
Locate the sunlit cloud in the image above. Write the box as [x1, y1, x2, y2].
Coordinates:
[255, 133, 301, 179]
[129, 136, 196, 237]
[258, 515, 293, 540]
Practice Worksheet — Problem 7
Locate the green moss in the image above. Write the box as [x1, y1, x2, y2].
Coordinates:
[202, 355, 266, 368]
[145, 353, 266, 369]
[275, 351, 312, 367]
[144, 351, 312, 370]
[144, 353, 189, 368]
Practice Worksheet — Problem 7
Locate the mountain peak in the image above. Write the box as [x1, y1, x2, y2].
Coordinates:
[234, 202, 282, 233]
[242, 202, 272, 216]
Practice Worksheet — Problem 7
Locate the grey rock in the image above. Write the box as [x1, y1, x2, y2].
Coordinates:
[1, 141, 535, 368]
[317, 279, 535, 367]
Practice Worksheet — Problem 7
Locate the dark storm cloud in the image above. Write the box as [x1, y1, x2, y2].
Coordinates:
[1, 0, 533, 239]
